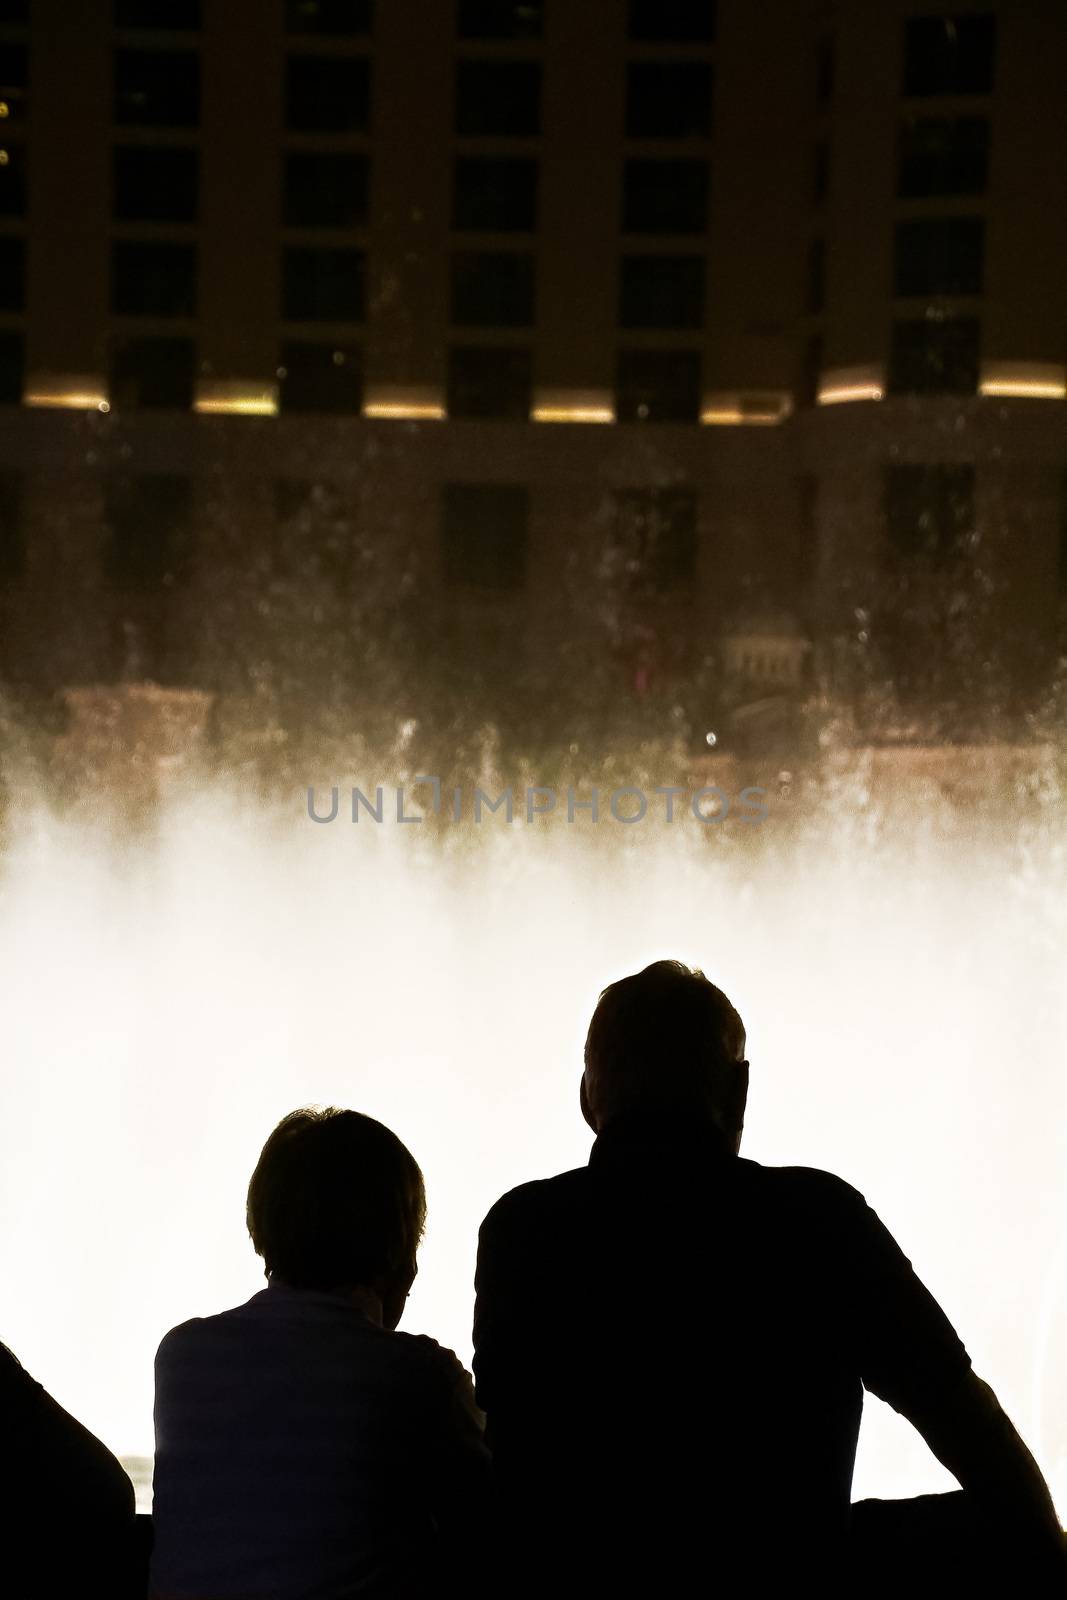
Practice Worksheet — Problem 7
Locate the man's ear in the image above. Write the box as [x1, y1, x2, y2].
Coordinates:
[580, 1073, 598, 1133]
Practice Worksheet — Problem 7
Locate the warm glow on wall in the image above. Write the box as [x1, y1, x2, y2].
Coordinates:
[194, 380, 279, 417]
[531, 387, 614, 424]
[817, 365, 885, 406]
[531, 405, 614, 423]
[980, 361, 1067, 400]
[701, 391, 793, 426]
[25, 375, 109, 412]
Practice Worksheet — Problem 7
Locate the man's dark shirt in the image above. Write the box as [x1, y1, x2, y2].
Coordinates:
[1, 1340, 136, 1596]
[473, 1115, 972, 1594]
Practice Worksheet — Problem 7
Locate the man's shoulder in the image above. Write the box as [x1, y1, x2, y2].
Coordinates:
[480, 1165, 591, 1236]
[741, 1156, 868, 1204]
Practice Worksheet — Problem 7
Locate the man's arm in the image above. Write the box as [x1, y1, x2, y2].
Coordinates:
[419, 1345, 496, 1597]
[842, 1183, 1064, 1562]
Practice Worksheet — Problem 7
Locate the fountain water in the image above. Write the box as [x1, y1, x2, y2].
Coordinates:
[0, 738, 1063, 1517]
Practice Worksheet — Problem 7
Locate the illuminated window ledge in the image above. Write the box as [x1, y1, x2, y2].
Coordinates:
[817, 365, 885, 406]
[531, 389, 614, 423]
[980, 362, 1067, 400]
[24, 375, 109, 412]
[194, 380, 278, 417]
[700, 391, 793, 427]
[363, 386, 446, 421]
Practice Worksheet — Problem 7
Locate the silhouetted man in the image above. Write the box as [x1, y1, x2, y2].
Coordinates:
[473, 961, 1065, 1595]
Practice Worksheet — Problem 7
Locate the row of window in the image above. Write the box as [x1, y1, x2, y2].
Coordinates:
[90, 148, 712, 236]
[0, 11, 999, 134]
[105, 1, 717, 42]
[0, 227, 990, 326]
[0, 477, 701, 596]
[0, 236, 709, 330]
[109, 52, 714, 141]
[5, 461, 1062, 600]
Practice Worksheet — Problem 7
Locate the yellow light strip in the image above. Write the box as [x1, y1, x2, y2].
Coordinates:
[700, 409, 787, 427]
[817, 383, 884, 405]
[979, 379, 1066, 400]
[194, 381, 278, 417]
[194, 400, 279, 419]
[700, 390, 793, 427]
[25, 390, 109, 411]
[363, 402, 446, 421]
[531, 405, 614, 424]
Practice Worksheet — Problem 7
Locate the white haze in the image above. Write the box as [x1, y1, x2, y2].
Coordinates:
[0, 782, 1064, 1517]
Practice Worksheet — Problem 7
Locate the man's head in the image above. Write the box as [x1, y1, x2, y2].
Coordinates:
[246, 1107, 426, 1329]
[582, 960, 748, 1148]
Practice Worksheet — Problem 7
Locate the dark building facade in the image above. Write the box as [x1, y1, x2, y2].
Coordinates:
[0, 0, 1065, 756]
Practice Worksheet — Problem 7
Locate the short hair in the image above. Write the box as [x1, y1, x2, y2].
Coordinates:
[584, 960, 745, 1127]
[246, 1108, 426, 1291]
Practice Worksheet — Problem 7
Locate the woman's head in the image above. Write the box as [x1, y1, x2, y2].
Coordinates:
[246, 1107, 426, 1327]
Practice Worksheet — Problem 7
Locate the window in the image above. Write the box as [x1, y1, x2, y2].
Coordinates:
[274, 480, 353, 589]
[888, 317, 980, 394]
[457, 0, 542, 38]
[610, 488, 697, 592]
[619, 255, 704, 329]
[114, 147, 198, 222]
[897, 116, 988, 197]
[625, 63, 713, 139]
[285, 0, 373, 34]
[0, 2, 28, 22]
[455, 62, 541, 137]
[278, 340, 363, 413]
[111, 338, 195, 410]
[628, 0, 715, 41]
[115, 0, 201, 25]
[894, 218, 983, 297]
[282, 249, 365, 322]
[451, 252, 535, 327]
[285, 56, 370, 133]
[443, 484, 528, 591]
[0, 473, 23, 583]
[0, 44, 27, 122]
[0, 235, 24, 310]
[283, 153, 369, 228]
[105, 475, 192, 591]
[0, 329, 22, 403]
[453, 158, 538, 232]
[0, 141, 26, 217]
[447, 346, 532, 419]
[616, 349, 701, 422]
[806, 235, 825, 314]
[114, 50, 199, 126]
[903, 15, 995, 97]
[622, 160, 708, 234]
[884, 463, 974, 565]
[112, 242, 196, 316]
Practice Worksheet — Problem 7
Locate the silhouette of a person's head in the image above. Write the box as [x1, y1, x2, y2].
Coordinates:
[582, 960, 748, 1150]
[246, 1107, 426, 1329]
